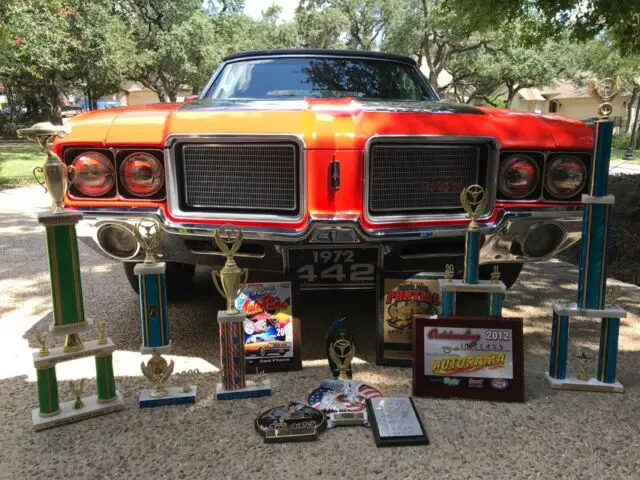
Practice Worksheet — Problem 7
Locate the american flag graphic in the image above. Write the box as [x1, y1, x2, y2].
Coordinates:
[308, 383, 382, 413]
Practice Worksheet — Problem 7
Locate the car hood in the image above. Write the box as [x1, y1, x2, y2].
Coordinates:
[61, 98, 593, 151]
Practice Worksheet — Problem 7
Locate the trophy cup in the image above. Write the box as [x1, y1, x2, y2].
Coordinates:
[546, 79, 626, 393]
[140, 352, 174, 398]
[18, 122, 74, 215]
[37, 332, 49, 356]
[575, 347, 595, 382]
[213, 226, 270, 400]
[308, 319, 382, 428]
[439, 185, 506, 317]
[22, 122, 124, 430]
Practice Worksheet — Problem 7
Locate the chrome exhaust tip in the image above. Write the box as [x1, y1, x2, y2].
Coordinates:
[96, 223, 140, 260]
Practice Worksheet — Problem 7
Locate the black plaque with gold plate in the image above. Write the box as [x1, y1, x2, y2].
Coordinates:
[255, 402, 326, 443]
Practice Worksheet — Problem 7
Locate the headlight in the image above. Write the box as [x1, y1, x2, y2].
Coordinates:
[120, 152, 164, 197]
[71, 151, 115, 197]
[498, 154, 540, 199]
[545, 155, 586, 199]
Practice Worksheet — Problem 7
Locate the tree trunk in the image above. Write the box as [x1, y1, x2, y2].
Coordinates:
[625, 88, 638, 134]
[47, 75, 62, 124]
[167, 90, 177, 103]
[157, 91, 166, 102]
[628, 94, 640, 151]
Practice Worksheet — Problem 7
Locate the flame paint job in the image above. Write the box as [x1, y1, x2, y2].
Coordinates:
[56, 99, 593, 231]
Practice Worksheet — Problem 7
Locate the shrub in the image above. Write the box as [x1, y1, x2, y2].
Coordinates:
[608, 174, 640, 285]
[612, 133, 631, 150]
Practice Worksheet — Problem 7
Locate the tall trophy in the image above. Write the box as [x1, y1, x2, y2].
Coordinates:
[439, 185, 506, 317]
[18, 123, 124, 430]
[213, 226, 271, 400]
[134, 218, 196, 407]
[546, 79, 626, 393]
[308, 318, 382, 428]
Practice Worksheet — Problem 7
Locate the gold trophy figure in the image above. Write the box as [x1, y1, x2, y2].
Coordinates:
[70, 379, 86, 409]
[96, 321, 107, 345]
[491, 266, 501, 283]
[329, 338, 356, 381]
[37, 332, 49, 356]
[444, 264, 455, 281]
[575, 347, 595, 382]
[212, 226, 248, 314]
[141, 352, 175, 398]
[588, 78, 619, 120]
[133, 218, 163, 264]
[606, 285, 622, 308]
[460, 184, 488, 232]
[17, 122, 74, 214]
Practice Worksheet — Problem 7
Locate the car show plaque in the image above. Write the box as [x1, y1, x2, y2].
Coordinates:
[255, 402, 326, 443]
[366, 397, 429, 447]
[236, 282, 302, 372]
[413, 316, 525, 402]
[377, 274, 441, 366]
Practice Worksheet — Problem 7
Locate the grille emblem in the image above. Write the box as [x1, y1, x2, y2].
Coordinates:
[329, 156, 340, 191]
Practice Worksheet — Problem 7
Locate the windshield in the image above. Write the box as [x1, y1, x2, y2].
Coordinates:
[205, 57, 435, 101]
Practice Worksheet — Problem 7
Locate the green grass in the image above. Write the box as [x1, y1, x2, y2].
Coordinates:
[611, 148, 640, 164]
[0, 143, 43, 186]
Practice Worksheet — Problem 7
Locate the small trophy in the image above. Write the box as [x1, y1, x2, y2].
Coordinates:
[17, 122, 74, 214]
[96, 321, 107, 345]
[444, 264, 455, 282]
[308, 319, 382, 427]
[575, 347, 595, 382]
[212, 225, 248, 314]
[140, 352, 175, 398]
[176, 369, 200, 393]
[606, 285, 622, 308]
[460, 184, 487, 232]
[37, 332, 49, 356]
[588, 78, 619, 120]
[70, 379, 86, 409]
[491, 266, 501, 283]
[133, 218, 163, 264]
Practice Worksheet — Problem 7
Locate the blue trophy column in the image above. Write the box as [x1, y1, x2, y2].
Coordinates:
[577, 201, 611, 310]
[135, 262, 170, 352]
[548, 310, 569, 380]
[463, 229, 480, 284]
[441, 291, 456, 317]
[488, 292, 504, 317]
[597, 317, 620, 384]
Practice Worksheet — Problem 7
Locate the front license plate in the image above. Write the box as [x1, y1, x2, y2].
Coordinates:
[287, 247, 379, 290]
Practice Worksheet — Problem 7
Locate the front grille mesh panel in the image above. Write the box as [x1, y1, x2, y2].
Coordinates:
[182, 143, 297, 212]
[369, 144, 480, 214]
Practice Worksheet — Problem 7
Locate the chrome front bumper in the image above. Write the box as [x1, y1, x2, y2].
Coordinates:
[75, 207, 583, 273]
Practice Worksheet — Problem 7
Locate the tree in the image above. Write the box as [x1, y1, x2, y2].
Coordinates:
[66, 0, 136, 110]
[448, 26, 580, 107]
[295, 1, 348, 48]
[444, 0, 640, 55]
[383, 0, 488, 93]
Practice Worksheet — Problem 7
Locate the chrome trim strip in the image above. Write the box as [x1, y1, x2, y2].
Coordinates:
[164, 134, 306, 223]
[363, 135, 500, 224]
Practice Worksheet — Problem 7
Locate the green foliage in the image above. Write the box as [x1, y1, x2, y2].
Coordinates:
[444, 0, 640, 55]
[612, 134, 631, 151]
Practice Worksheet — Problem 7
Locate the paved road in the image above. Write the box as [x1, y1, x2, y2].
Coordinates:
[609, 160, 640, 175]
[1, 186, 639, 480]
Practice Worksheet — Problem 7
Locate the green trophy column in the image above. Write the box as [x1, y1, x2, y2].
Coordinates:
[44, 221, 86, 327]
[95, 354, 117, 403]
[36, 367, 60, 416]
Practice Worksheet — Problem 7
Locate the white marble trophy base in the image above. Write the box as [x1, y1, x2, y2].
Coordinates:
[138, 386, 197, 408]
[439, 278, 507, 293]
[32, 392, 124, 431]
[545, 372, 624, 393]
[33, 338, 117, 368]
[134, 262, 166, 275]
[216, 379, 272, 400]
[140, 341, 171, 355]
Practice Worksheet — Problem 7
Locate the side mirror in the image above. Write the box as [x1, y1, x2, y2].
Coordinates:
[183, 95, 198, 103]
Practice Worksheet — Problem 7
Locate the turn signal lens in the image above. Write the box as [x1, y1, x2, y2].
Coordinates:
[120, 152, 164, 197]
[545, 156, 586, 199]
[498, 154, 539, 199]
[71, 151, 115, 196]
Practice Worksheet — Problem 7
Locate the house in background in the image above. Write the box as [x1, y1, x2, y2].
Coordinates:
[119, 81, 192, 106]
[508, 80, 635, 131]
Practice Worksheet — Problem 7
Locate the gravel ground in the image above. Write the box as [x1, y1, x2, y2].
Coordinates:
[0, 187, 639, 480]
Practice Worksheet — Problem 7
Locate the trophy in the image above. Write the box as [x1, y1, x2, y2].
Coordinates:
[439, 185, 506, 317]
[308, 318, 382, 428]
[213, 226, 270, 400]
[96, 321, 107, 345]
[69, 379, 85, 409]
[140, 352, 174, 398]
[22, 122, 124, 430]
[546, 78, 626, 393]
[212, 225, 248, 314]
[17, 122, 74, 214]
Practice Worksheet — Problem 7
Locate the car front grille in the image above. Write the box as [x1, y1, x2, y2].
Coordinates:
[179, 143, 299, 215]
[367, 141, 489, 216]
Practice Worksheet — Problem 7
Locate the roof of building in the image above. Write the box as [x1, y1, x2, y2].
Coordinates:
[518, 88, 547, 102]
[222, 49, 417, 65]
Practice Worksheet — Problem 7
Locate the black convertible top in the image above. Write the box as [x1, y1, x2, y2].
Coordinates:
[222, 49, 417, 65]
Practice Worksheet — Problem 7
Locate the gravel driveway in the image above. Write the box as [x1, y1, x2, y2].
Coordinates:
[0, 187, 639, 480]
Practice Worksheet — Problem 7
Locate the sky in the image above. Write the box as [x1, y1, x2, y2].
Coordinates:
[244, 0, 298, 21]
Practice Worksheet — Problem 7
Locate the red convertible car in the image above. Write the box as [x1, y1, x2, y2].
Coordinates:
[56, 49, 592, 295]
